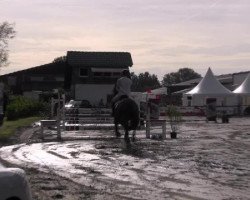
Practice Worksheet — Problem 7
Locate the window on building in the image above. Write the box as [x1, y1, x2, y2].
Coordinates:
[44, 75, 56, 81]
[93, 72, 103, 77]
[79, 68, 88, 77]
[23, 75, 31, 82]
[113, 72, 121, 77]
[103, 72, 111, 77]
[30, 76, 43, 81]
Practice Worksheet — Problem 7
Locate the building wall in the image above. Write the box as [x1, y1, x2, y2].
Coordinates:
[75, 84, 114, 106]
[0, 52, 133, 105]
[71, 66, 130, 104]
[183, 94, 238, 107]
[71, 66, 127, 85]
[22, 74, 65, 91]
[239, 95, 250, 106]
[23, 91, 42, 100]
[0, 62, 67, 94]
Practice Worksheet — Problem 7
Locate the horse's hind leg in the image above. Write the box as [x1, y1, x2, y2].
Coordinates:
[124, 122, 130, 144]
[132, 130, 136, 142]
[124, 129, 130, 144]
[115, 122, 121, 137]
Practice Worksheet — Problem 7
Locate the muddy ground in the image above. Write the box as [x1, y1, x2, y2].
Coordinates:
[0, 117, 250, 200]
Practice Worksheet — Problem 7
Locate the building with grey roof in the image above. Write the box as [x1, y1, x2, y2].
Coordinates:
[0, 51, 133, 106]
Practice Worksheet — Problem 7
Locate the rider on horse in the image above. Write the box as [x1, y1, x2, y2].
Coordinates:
[111, 69, 132, 116]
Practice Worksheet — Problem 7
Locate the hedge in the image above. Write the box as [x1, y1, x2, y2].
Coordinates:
[6, 96, 47, 120]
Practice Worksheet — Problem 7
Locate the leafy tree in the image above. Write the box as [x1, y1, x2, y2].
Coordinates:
[131, 72, 161, 92]
[53, 55, 66, 63]
[0, 22, 16, 68]
[162, 68, 201, 86]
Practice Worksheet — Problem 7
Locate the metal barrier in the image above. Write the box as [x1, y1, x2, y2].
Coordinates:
[145, 119, 166, 139]
[40, 120, 61, 140]
[40, 90, 65, 140]
[64, 107, 114, 130]
[145, 104, 167, 139]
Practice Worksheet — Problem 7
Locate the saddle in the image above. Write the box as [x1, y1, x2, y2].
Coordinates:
[112, 95, 129, 116]
[114, 95, 128, 108]
[119, 95, 129, 101]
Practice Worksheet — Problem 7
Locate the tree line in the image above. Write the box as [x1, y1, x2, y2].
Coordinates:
[0, 21, 201, 92]
[129, 68, 201, 92]
[0, 21, 16, 68]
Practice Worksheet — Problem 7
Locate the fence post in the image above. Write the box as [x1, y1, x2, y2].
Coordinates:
[56, 92, 61, 139]
[61, 94, 65, 131]
[162, 121, 166, 139]
[146, 103, 151, 138]
[40, 124, 44, 140]
[51, 98, 54, 118]
[57, 120, 61, 140]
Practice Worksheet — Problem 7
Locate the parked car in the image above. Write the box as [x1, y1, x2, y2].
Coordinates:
[0, 168, 32, 200]
[65, 100, 92, 109]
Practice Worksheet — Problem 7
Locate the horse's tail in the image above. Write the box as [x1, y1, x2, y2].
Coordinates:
[129, 99, 140, 130]
[114, 98, 140, 130]
[129, 117, 139, 130]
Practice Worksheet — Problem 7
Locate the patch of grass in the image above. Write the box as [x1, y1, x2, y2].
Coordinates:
[0, 116, 41, 141]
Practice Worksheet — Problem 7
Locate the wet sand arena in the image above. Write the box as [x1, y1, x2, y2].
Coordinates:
[0, 117, 249, 200]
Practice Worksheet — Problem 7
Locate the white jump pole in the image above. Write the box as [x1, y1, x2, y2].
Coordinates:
[61, 94, 65, 131]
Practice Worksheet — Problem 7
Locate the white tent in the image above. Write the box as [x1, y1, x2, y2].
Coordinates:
[183, 68, 237, 111]
[186, 68, 232, 95]
[233, 72, 250, 114]
[233, 72, 250, 94]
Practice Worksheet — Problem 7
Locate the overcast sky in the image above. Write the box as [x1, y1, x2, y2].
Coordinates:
[1, 0, 250, 80]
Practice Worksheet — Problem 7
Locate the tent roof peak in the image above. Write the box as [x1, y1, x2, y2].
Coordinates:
[186, 67, 233, 95]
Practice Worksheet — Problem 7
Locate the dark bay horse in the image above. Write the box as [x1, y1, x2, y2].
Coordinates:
[113, 97, 140, 143]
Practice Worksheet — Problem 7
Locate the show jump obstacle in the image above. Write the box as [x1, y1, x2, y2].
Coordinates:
[40, 90, 167, 140]
[145, 102, 167, 139]
[144, 93, 167, 139]
[40, 90, 65, 140]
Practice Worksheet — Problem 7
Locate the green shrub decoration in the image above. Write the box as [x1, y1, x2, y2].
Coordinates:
[166, 105, 182, 133]
[6, 96, 47, 120]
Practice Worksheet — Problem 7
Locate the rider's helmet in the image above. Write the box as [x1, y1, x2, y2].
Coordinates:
[122, 69, 131, 78]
